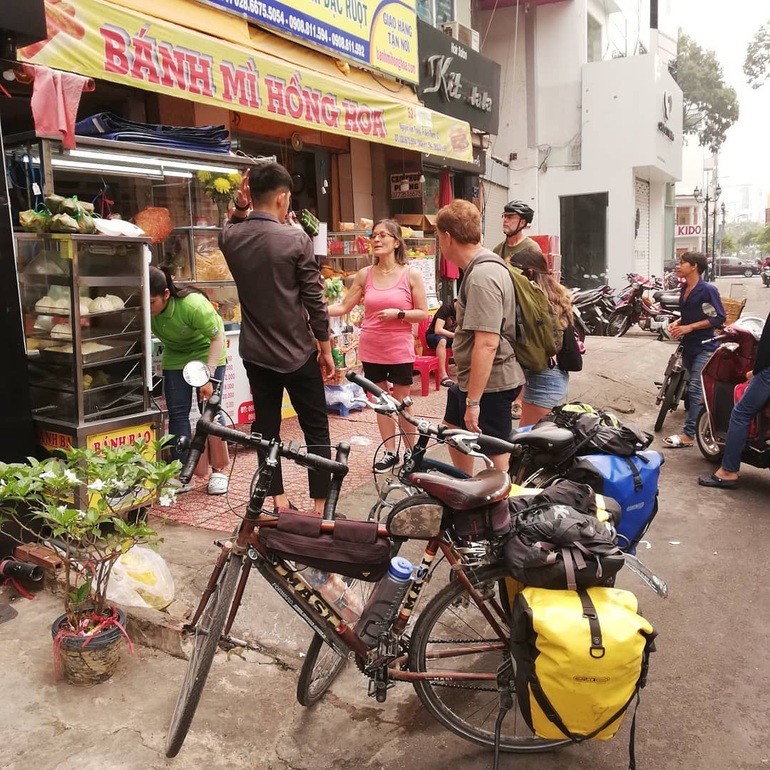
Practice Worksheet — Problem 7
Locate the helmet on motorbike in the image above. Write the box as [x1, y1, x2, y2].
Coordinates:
[503, 201, 535, 224]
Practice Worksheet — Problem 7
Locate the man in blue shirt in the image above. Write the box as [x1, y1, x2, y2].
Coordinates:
[664, 252, 725, 448]
[698, 310, 770, 488]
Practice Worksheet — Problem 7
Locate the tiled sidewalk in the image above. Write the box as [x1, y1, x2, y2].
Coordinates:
[160, 378, 452, 530]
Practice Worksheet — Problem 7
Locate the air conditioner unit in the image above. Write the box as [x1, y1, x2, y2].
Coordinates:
[440, 21, 480, 52]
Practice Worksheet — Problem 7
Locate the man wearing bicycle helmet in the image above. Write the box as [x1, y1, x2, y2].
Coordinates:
[493, 201, 542, 263]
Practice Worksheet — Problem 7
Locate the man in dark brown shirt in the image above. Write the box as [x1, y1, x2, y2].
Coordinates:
[221, 162, 334, 513]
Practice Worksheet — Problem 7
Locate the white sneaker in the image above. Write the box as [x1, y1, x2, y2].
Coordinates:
[207, 473, 229, 495]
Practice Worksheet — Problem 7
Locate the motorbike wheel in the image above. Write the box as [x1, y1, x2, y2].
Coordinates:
[695, 407, 723, 463]
[606, 311, 632, 337]
[654, 371, 683, 432]
[583, 315, 605, 336]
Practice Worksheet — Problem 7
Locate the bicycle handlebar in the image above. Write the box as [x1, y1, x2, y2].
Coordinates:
[181, 395, 350, 484]
[346, 371, 520, 459]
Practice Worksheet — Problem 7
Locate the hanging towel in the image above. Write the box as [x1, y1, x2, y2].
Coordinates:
[23, 64, 95, 149]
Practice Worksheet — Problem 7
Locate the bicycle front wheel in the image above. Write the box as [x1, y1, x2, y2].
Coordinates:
[166, 553, 244, 757]
[409, 565, 569, 753]
[654, 370, 682, 432]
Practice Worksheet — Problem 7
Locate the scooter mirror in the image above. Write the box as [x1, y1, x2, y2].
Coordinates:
[182, 361, 211, 388]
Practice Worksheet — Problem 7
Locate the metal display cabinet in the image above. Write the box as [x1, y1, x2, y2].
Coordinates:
[6, 134, 270, 330]
[15, 233, 160, 455]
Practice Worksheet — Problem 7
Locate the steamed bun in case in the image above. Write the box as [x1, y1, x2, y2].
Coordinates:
[51, 322, 72, 340]
[91, 294, 124, 312]
[80, 298, 92, 316]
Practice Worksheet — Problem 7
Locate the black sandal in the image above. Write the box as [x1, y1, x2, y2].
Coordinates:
[698, 473, 738, 489]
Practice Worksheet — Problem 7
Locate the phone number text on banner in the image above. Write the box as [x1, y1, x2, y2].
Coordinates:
[202, 0, 418, 82]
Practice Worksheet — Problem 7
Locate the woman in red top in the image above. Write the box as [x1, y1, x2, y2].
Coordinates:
[329, 219, 428, 471]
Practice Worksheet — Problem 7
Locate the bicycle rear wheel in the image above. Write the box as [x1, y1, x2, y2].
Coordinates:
[409, 564, 569, 753]
[296, 632, 347, 706]
[166, 553, 244, 757]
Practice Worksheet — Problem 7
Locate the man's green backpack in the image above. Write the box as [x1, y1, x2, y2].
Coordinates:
[463, 252, 558, 372]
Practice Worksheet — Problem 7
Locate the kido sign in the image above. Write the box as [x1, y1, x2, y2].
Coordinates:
[676, 224, 703, 237]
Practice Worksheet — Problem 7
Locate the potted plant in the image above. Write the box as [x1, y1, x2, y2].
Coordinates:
[0, 439, 181, 684]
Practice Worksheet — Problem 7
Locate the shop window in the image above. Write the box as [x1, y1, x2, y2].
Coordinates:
[417, 0, 455, 26]
[559, 192, 609, 289]
[587, 14, 602, 63]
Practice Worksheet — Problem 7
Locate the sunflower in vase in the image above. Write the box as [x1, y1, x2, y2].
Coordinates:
[196, 171, 243, 225]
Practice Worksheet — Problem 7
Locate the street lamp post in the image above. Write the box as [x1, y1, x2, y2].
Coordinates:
[693, 184, 721, 279]
[719, 202, 726, 257]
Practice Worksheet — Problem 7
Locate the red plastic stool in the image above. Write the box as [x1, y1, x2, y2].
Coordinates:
[413, 356, 440, 397]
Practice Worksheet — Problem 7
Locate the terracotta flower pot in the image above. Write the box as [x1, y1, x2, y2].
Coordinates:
[51, 608, 128, 685]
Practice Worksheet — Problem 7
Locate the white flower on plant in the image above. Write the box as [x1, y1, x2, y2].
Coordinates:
[63, 469, 81, 484]
[40, 471, 57, 480]
[76, 509, 86, 520]
[57, 505, 67, 514]
[157, 493, 177, 508]
[87, 479, 106, 491]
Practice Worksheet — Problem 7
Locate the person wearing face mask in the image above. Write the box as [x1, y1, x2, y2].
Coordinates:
[221, 162, 334, 514]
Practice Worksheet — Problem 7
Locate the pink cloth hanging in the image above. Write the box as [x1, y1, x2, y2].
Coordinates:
[22, 64, 95, 149]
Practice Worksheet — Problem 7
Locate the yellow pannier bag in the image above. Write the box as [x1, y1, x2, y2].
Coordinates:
[510, 585, 656, 742]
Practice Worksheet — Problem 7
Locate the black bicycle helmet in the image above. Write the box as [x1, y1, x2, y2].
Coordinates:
[503, 200, 535, 223]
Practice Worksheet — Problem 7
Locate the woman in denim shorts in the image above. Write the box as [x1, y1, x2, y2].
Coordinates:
[510, 249, 574, 427]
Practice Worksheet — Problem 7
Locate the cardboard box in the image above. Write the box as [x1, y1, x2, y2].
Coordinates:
[394, 214, 437, 233]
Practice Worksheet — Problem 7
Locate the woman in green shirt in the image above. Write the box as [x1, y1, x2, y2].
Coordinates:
[149, 266, 229, 494]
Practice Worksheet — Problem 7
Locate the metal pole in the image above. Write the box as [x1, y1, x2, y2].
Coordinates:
[712, 202, 717, 273]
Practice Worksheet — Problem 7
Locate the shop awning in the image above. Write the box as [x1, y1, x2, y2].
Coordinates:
[17, 0, 473, 163]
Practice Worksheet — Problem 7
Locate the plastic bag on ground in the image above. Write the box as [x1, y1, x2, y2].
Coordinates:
[105, 545, 175, 610]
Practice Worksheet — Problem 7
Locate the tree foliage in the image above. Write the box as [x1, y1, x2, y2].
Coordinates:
[671, 34, 739, 153]
[744, 20, 770, 89]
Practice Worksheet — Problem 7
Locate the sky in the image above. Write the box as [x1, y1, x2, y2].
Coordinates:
[670, 0, 769, 219]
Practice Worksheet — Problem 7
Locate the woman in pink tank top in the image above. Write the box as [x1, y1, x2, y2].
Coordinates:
[329, 219, 428, 471]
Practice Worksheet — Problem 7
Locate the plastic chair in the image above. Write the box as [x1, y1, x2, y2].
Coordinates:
[413, 320, 440, 397]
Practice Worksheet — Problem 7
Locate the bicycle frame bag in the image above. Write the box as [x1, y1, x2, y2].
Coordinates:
[259, 510, 391, 581]
[504, 504, 625, 590]
[510, 586, 656, 744]
[567, 451, 664, 554]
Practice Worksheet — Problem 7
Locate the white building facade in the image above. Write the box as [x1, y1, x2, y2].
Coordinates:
[474, 0, 683, 288]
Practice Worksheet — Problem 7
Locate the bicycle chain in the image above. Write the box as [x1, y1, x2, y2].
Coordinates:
[355, 636, 502, 694]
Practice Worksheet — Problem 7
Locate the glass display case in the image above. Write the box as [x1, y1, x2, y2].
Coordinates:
[15, 233, 155, 438]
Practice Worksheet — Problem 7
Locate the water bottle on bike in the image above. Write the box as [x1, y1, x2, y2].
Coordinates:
[303, 568, 363, 623]
[355, 556, 414, 647]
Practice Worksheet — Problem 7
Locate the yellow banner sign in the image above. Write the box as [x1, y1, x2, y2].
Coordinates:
[19, 0, 473, 162]
[199, 0, 419, 83]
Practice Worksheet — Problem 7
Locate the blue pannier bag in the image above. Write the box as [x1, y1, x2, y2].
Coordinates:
[566, 450, 664, 554]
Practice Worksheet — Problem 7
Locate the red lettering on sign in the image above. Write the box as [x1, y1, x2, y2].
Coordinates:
[100, 25, 130, 75]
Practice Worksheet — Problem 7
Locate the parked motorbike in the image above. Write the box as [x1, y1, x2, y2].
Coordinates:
[696, 316, 770, 467]
[606, 274, 678, 338]
[570, 285, 614, 337]
[762, 266, 770, 288]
